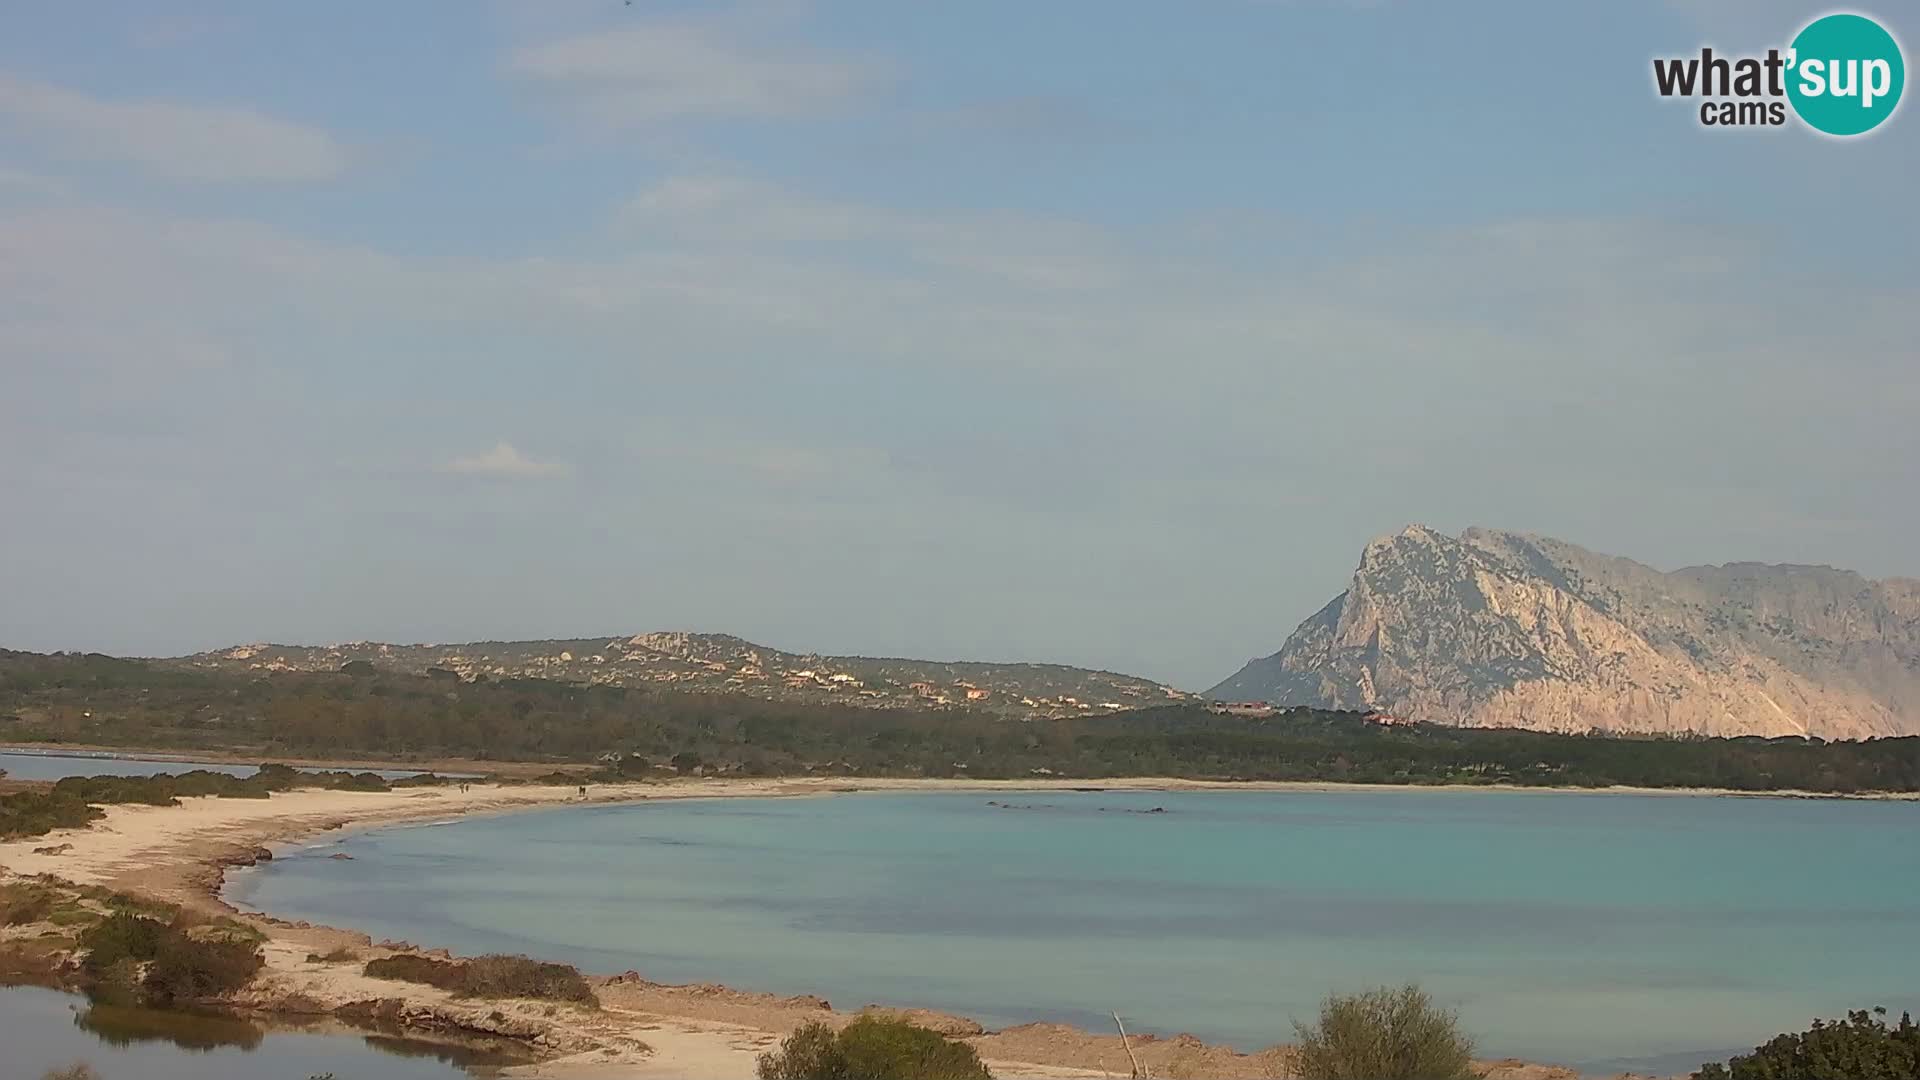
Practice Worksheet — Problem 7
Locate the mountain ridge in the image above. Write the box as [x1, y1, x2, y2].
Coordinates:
[177, 632, 1189, 719]
[1209, 525, 1920, 739]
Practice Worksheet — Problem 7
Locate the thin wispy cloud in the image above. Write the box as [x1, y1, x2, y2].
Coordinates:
[439, 443, 570, 479]
[0, 166, 64, 195]
[0, 75, 349, 183]
[2, 2, 1914, 683]
[507, 18, 888, 124]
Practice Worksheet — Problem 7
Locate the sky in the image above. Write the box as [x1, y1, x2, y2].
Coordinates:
[1, 0, 1915, 690]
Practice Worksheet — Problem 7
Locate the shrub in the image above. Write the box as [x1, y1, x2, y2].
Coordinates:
[363, 952, 596, 1005]
[757, 1017, 992, 1080]
[142, 934, 264, 1005]
[1692, 1008, 1920, 1080]
[78, 913, 168, 974]
[364, 953, 465, 992]
[40, 1064, 99, 1080]
[74, 908, 262, 1005]
[0, 791, 103, 839]
[1292, 985, 1475, 1080]
[460, 955, 596, 1004]
[758, 1021, 843, 1080]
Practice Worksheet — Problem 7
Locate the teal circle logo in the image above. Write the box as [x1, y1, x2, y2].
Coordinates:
[1787, 13, 1905, 136]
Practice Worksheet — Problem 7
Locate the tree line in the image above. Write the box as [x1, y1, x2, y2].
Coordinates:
[3, 649, 1918, 793]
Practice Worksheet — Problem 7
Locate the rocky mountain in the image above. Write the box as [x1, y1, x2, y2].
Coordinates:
[1209, 526, 1920, 739]
[179, 632, 1188, 719]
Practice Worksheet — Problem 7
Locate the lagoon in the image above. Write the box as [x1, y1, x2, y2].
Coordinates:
[0, 749, 464, 782]
[227, 788, 1920, 1075]
[0, 985, 525, 1079]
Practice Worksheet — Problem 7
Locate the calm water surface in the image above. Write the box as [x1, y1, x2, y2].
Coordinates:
[228, 789, 1920, 1074]
[0, 985, 523, 1079]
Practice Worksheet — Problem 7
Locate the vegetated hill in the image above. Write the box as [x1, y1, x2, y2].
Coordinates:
[5, 650, 1917, 792]
[1210, 525, 1920, 739]
[174, 632, 1188, 719]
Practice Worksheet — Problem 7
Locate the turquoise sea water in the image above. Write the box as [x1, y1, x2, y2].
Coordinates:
[228, 789, 1920, 1075]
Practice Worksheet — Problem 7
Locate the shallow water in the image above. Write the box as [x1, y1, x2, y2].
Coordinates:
[0, 985, 522, 1079]
[0, 749, 465, 782]
[228, 788, 1920, 1074]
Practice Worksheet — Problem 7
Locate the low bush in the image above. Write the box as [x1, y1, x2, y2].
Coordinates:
[363, 952, 596, 1005]
[390, 772, 462, 788]
[78, 913, 169, 974]
[757, 1017, 992, 1080]
[74, 909, 262, 1005]
[1692, 1007, 1920, 1080]
[460, 955, 596, 1004]
[363, 953, 433, 985]
[1292, 984, 1475, 1080]
[0, 791, 103, 840]
[142, 933, 264, 1005]
[363, 953, 465, 991]
[39, 1064, 99, 1080]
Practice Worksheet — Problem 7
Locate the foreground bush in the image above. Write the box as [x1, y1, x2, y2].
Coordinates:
[75, 910, 262, 1006]
[364, 953, 596, 1005]
[1292, 985, 1475, 1080]
[757, 1017, 992, 1080]
[142, 933, 264, 1006]
[1692, 1008, 1920, 1080]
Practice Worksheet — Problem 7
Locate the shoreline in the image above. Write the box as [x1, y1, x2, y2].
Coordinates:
[7, 742, 1920, 802]
[5, 773, 1876, 1077]
[4, 778, 1344, 1079]
[0, 742, 563, 780]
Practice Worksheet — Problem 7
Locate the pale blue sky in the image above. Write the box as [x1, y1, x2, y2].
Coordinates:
[2, 1, 1914, 688]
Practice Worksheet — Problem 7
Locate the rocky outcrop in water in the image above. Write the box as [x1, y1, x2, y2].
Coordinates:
[1210, 526, 1920, 738]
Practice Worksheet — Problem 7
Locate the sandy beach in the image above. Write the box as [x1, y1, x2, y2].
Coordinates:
[0, 773, 1713, 1078]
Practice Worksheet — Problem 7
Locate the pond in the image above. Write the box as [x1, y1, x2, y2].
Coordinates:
[0, 985, 531, 1080]
[0, 749, 472, 783]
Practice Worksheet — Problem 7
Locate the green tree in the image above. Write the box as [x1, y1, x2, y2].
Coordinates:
[1292, 985, 1475, 1080]
[1692, 1008, 1920, 1080]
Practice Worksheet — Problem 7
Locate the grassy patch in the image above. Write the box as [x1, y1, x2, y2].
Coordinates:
[1, 881, 56, 925]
